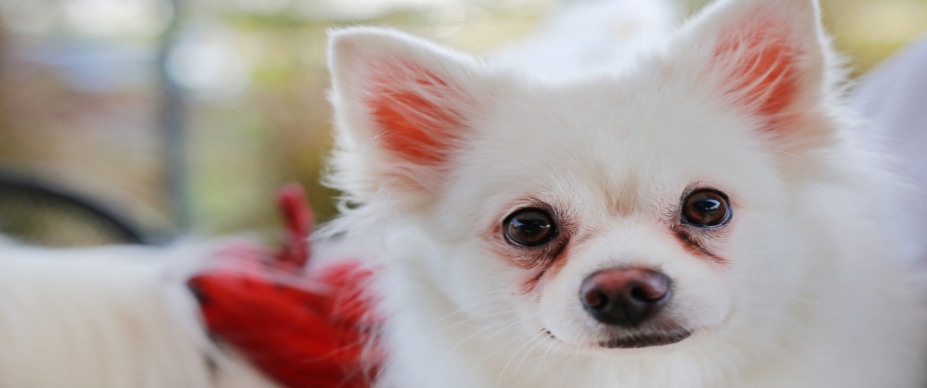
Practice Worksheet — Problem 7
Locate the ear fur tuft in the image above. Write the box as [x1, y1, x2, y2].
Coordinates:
[365, 61, 466, 165]
[327, 28, 486, 202]
[676, 0, 835, 137]
[713, 8, 804, 117]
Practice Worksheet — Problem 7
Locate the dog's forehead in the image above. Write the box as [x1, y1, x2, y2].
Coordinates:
[455, 70, 765, 208]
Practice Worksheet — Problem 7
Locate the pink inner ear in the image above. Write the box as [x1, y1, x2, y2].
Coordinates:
[713, 12, 800, 119]
[368, 64, 463, 165]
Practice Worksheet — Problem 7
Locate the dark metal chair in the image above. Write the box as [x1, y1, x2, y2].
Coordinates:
[0, 173, 147, 246]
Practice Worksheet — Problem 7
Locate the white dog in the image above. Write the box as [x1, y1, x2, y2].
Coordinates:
[1, 0, 926, 387]
[323, 0, 927, 386]
[0, 240, 278, 387]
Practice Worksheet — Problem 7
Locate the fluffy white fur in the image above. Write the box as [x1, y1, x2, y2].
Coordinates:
[324, 0, 927, 387]
[0, 239, 276, 387]
[0, 1, 923, 387]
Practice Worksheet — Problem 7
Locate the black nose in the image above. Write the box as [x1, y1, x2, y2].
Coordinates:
[580, 268, 671, 327]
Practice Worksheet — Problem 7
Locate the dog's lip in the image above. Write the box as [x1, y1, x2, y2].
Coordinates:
[543, 328, 692, 349]
[598, 330, 692, 349]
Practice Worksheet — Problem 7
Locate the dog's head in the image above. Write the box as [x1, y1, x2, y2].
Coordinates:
[328, 0, 841, 352]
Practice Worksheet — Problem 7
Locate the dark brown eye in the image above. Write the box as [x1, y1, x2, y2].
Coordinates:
[504, 208, 558, 247]
[682, 190, 731, 228]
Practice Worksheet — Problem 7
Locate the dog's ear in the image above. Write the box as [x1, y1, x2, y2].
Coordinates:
[327, 28, 488, 203]
[674, 0, 838, 149]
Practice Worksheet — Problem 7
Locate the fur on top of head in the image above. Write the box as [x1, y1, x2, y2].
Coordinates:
[326, 0, 843, 211]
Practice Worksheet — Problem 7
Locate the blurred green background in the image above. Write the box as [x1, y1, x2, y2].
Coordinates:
[0, 0, 924, 243]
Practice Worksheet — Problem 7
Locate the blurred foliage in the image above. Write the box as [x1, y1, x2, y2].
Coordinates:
[0, 0, 924, 242]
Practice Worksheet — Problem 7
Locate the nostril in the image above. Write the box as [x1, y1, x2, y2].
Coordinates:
[629, 277, 670, 303]
[629, 286, 650, 302]
[583, 289, 608, 310]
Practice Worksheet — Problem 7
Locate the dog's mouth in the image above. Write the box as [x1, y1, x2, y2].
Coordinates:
[545, 328, 692, 349]
[598, 330, 691, 349]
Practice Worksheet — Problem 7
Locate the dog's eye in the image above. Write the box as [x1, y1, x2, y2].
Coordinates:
[682, 190, 731, 228]
[504, 209, 558, 247]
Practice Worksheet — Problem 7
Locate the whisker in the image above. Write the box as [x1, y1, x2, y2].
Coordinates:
[440, 317, 522, 364]
[495, 329, 545, 387]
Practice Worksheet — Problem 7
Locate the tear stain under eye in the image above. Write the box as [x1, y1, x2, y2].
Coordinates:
[517, 240, 572, 296]
[483, 223, 575, 296]
[673, 228, 727, 264]
[517, 229, 598, 296]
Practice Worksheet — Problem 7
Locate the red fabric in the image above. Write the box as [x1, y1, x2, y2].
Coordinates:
[275, 183, 313, 267]
[188, 184, 381, 388]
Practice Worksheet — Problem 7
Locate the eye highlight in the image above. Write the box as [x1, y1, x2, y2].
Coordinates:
[504, 208, 558, 247]
[681, 189, 732, 228]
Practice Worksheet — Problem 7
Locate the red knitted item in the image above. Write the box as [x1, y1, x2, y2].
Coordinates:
[188, 184, 381, 388]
